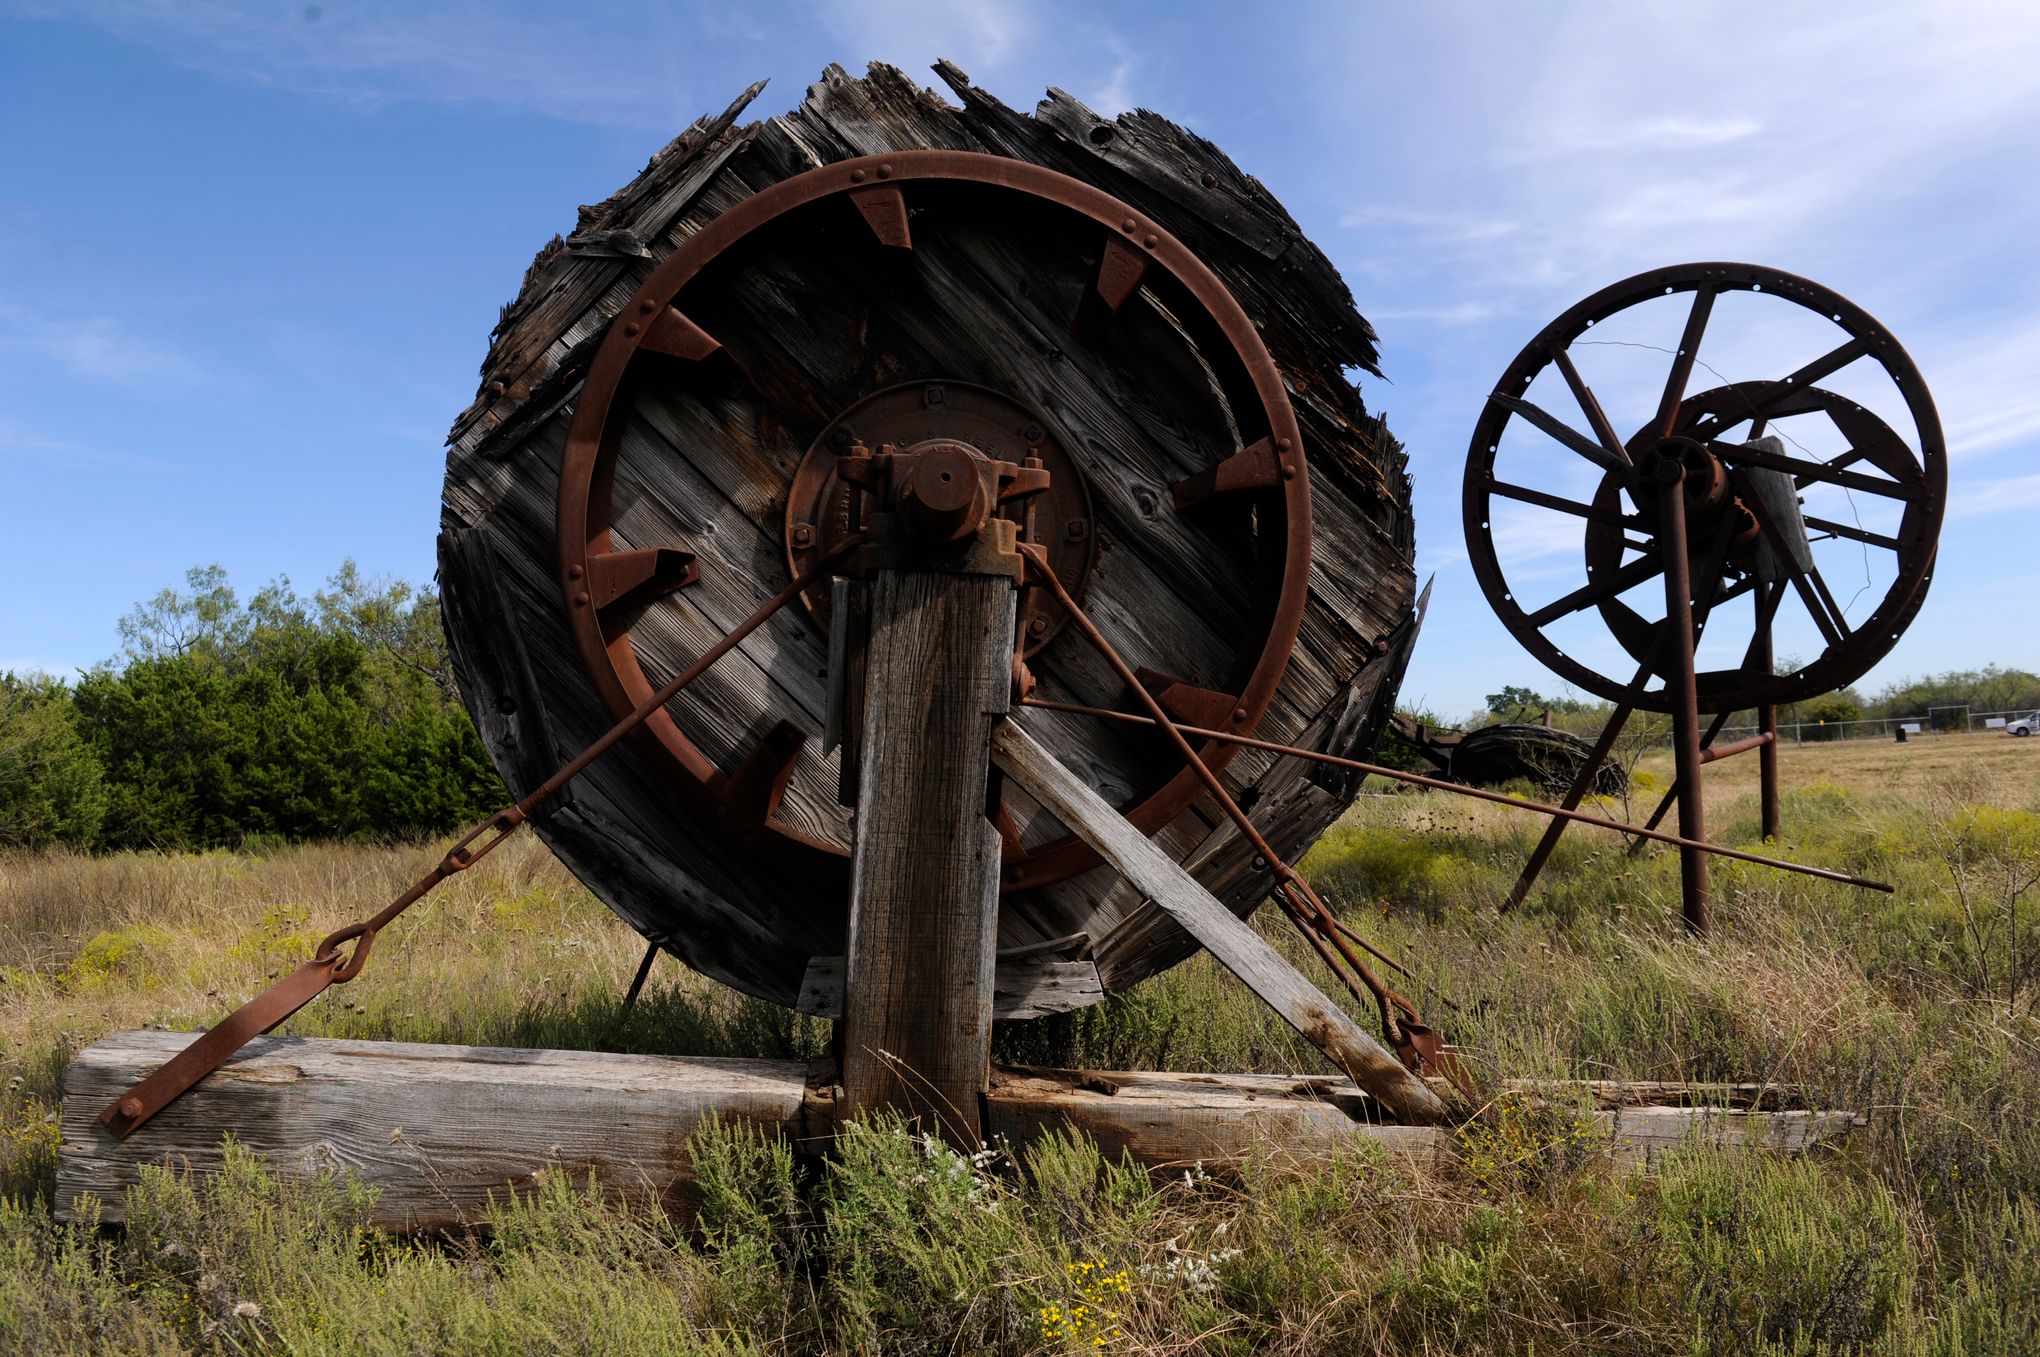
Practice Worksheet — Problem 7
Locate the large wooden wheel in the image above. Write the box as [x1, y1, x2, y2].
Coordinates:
[1463, 263, 1944, 713]
[439, 67, 1416, 1009]
[555, 150, 1313, 894]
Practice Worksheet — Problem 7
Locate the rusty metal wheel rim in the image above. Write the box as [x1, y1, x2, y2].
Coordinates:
[558, 149, 1313, 890]
[1462, 262, 1944, 713]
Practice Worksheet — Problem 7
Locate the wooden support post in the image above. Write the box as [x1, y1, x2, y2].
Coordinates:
[839, 566, 1017, 1147]
[992, 719, 1451, 1124]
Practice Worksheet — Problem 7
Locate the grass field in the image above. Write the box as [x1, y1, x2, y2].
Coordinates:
[2, 732, 2037, 1353]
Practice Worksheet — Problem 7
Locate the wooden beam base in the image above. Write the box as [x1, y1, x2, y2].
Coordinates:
[61, 1032, 1863, 1231]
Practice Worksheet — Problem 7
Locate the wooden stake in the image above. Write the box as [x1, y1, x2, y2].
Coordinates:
[839, 567, 1017, 1146]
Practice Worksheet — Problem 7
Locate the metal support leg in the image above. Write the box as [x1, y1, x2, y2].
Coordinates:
[1654, 460, 1709, 936]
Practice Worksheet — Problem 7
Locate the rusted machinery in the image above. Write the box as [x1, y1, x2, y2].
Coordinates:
[1466, 264, 1945, 931]
[72, 72, 1908, 1192]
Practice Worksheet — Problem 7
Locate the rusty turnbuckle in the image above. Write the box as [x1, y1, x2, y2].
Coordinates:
[101, 534, 870, 1138]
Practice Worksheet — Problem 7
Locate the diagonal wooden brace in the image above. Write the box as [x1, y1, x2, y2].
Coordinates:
[991, 719, 1450, 1125]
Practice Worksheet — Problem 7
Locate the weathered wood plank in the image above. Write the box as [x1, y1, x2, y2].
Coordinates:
[63, 1035, 1862, 1228]
[991, 720, 1449, 1125]
[841, 569, 1017, 1143]
[60, 1032, 811, 1229]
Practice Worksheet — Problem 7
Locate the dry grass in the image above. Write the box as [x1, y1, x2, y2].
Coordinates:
[1635, 727, 2040, 803]
[2, 743, 2038, 1353]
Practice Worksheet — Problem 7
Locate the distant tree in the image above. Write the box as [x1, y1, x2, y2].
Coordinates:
[1867, 667, 2040, 720]
[1800, 694, 1862, 741]
[1480, 685, 1590, 723]
[0, 673, 107, 849]
[74, 562, 503, 851]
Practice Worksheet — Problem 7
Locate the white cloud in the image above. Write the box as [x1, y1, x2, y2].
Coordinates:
[15, 0, 708, 127]
[0, 307, 203, 388]
[1950, 471, 2040, 517]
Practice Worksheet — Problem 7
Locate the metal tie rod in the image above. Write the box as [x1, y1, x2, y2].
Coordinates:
[1020, 698, 1892, 895]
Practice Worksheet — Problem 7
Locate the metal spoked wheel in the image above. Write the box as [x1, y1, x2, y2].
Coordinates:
[1463, 262, 1945, 713]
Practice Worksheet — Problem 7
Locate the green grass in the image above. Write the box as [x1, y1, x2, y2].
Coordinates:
[3, 734, 2039, 1353]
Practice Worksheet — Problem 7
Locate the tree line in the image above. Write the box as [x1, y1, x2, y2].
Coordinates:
[0, 564, 505, 852]
[1473, 666, 2040, 732]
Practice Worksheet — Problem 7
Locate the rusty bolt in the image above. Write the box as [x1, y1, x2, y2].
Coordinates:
[828, 425, 854, 449]
[486, 380, 506, 398]
[1281, 462, 1296, 480]
[638, 299, 657, 315]
[1065, 517, 1089, 541]
[567, 564, 584, 580]
[791, 523, 815, 547]
[1143, 233, 1158, 248]
[1200, 171, 1217, 188]
[850, 168, 865, 183]
[925, 385, 945, 406]
[574, 591, 590, 607]
[624, 323, 640, 337]
[1028, 616, 1048, 636]
[1233, 706, 1249, 722]
[1121, 217, 1136, 232]
[1023, 423, 1044, 443]
[1251, 855, 1269, 872]
[876, 163, 893, 179]
[119, 1096, 144, 1120]
[1276, 436, 1292, 451]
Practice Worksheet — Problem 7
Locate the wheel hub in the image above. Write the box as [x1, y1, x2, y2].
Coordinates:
[785, 380, 1095, 656]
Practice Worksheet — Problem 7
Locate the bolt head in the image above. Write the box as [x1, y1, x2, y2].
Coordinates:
[1028, 616, 1048, 635]
[876, 163, 892, 179]
[119, 1097, 144, 1120]
[850, 168, 865, 183]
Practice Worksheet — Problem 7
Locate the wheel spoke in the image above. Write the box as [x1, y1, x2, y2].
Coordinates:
[1716, 439, 1916, 500]
[1654, 287, 1717, 438]
[1743, 488, 1847, 646]
[1737, 579, 1787, 676]
[1486, 476, 1634, 528]
[1802, 515, 1899, 552]
[1489, 392, 1628, 474]
[1551, 347, 1631, 466]
[1775, 335, 1872, 398]
[1803, 559, 1852, 638]
[1527, 552, 1662, 627]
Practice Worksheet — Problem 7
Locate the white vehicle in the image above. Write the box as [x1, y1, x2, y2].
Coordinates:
[2010, 713, 2039, 738]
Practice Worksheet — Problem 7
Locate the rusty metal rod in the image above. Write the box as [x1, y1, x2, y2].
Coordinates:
[1655, 462, 1711, 935]
[1018, 544, 1427, 1055]
[102, 535, 868, 1139]
[1631, 708, 1735, 853]
[1700, 731, 1776, 765]
[1018, 697, 1892, 894]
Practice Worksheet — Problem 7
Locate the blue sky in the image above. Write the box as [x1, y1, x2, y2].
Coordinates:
[3, 1, 2036, 719]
